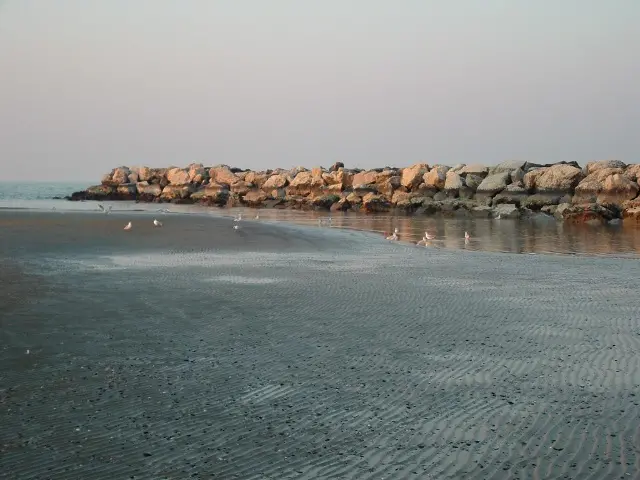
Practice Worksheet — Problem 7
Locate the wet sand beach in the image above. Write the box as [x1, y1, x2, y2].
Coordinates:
[1, 210, 639, 479]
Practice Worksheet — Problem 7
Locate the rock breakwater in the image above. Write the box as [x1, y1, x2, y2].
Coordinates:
[69, 160, 640, 223]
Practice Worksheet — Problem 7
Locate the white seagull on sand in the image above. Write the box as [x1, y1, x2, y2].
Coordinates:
[386, 227, 399, 241]
[124, 222, 132, 230]
[153, 219, 163, 227]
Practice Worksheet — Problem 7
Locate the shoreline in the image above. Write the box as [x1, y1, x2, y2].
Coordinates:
[2, 203, 639, 259]
[68, 160, 640, 226]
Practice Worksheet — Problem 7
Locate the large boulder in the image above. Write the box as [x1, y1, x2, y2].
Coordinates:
[209, 165, 239, 186]
[464, 174, 485, 191]
[573, 167, 626, 203]
[585, 160, 627, 175]
[597, 174, 639, 205]
[244, 171, 269, 188]
[286, 170, 325, 196]
[422, 165, 449, 190]
[492, 182, 528, 206]
[351, 170, 380, 187]
[86, 184, 114, 198]
[167, 167, 191, 185]
[623, 164, 640, 182]
[475, 172, 510, 197]
[137, 166, 153, 182]
[136, 182, 162, 196]
[230, 180, 251, 195]
[322, 169, 352, 190]
[443, 171, 463, 196]
[488, 160, 527, 175]
[376, 176, 401, 197]
[362, 192, 390, 213]
[191, 186, 229, 206]
[521, 193, 571, 210]
[459, 164, 488, 177]
[525, 164, 584, 193]
[161, 184, 194, 200]
[262, 173, 289, 190]
[188, 163, 208, 184]
[111, 167, 131, 185]
[242, 189, 269, 207]
[401, 163, 429, 189]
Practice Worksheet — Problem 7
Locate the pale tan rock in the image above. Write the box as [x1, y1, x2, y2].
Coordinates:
[243, 189, 268, 206]
[137, 166, 152, 182]
[209, 165, 238, 186]
[244, 171, 268, 187]
[112, 167, 131, 185]
[423, 165, 448, 190]
[161, 184, 193, 199]
[262, 173, 289, 190]
[444, 171, 463, 191]
[401, 163, 429, 189]
[136, 182, 162, 196]
[525, 164, 583, 192]
[230, 180, 251, 195]
[351, 170, 379, 186]
[376, 176, 401, 197]
[623, 164, 640, 182]
[188, 163, 207, 183]
[585, 159, 626, 175]
[459, 164, 488, 176]
[597, 174, 639, 204]
[574, 167, 625, 202]
[167, 167, 190, 185]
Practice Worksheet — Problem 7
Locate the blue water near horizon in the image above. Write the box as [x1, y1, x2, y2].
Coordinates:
[0, 181, 88, 201]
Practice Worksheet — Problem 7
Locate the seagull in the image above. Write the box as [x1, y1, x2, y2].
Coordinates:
[97, 204, 112, 214]
[157, 208, 170, 214]
[233, 213, 243, 222]
[255, 214, 260, 220]
[495, 214, 502, 220]
[153, 219, 163, 227]
[124, 222, 132, 230]
[233, 225, 240, 230]
[425, 231, 435, 241]
[464, 231, 470, 240]
[26, 349, 30, 355]
[386, 228, 399, 241]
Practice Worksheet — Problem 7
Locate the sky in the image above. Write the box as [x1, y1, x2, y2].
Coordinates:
[0, 1, 639, 181]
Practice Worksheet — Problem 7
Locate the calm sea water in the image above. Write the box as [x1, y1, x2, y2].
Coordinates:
[1, 181, 639, 257]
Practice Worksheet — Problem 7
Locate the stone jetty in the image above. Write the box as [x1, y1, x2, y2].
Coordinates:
[69, 160, 640, 223]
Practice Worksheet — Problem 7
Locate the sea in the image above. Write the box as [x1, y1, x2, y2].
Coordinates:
[0, 180, 638, 258]
[1, 181, 639, 479]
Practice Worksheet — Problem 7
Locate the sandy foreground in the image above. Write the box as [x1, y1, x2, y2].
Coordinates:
[1, 210, 639, 479]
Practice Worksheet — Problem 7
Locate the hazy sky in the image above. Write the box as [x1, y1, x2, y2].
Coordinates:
[1, 1, 639, 181]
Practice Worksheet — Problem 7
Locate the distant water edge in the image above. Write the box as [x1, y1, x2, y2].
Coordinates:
[1, 181, 639, 258]
[0, 181, 88, 200]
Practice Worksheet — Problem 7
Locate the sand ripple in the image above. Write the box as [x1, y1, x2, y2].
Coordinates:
[1, 212, 639, 479]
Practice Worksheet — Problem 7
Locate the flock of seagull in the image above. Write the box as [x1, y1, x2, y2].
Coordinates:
[385, 227, 471, 246]
[96, 204, 260, 231]
[96, 202, 472, 244]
